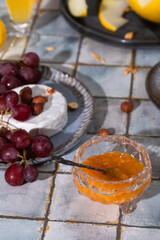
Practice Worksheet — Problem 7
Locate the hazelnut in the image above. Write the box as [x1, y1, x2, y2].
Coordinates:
[121, 101, 134, 113]
[20, 86, 32, 96]
[32, 103, 43, 115]
[32, 96, 48, 105]
[20, 92, 32, 105]
[46, 88, 55, 95]
[68, 102, 79, 110]
[98, 128, 110, 136]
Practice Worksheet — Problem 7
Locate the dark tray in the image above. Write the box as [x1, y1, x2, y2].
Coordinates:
[60, 0, 160, 48]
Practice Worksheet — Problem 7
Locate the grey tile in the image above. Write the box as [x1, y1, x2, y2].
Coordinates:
[59, 134, 95, 172]
[132, 69, 150, 99]
[121, 181, 160, 226]
[40, 0, 60, 10]
[49, 174, 120, 223]
[88, 98, 127, 134]
[76, 66, 131, 97]
[0, 218, 43, 240]
[0, 171, 52, 217]
[34, 11, 78, 36]
[121, 226, 160, 240]
[42, 63, 75, 76]
[130, 136, 160, 178]
[27, 35, 80, 63]
[79, 37, 132, 66]
[136, 48, 160, 67]
[45, 222, 117, 240]
[129, 100, 160, 136]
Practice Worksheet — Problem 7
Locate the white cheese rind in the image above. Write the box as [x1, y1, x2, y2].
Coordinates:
[3, 84, 68, 137]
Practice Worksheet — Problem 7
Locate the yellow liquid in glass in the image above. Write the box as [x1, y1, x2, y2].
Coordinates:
[6, 0, 35, 24]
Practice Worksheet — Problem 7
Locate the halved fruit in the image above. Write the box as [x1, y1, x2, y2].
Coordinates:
[98, 0, 129, 31]
[67, 0, 88, 17]
[0, 19, 6, 48]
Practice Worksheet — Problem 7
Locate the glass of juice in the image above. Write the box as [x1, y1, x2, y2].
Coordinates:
[72, 135, 152, 214]
[5, 0, 36, 34]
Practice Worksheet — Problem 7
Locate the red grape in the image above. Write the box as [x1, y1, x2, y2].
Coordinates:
[13, 104, 31, 121]
[31, 135, 53, 158]
[0, 62, 18, 76]
[12, 129, 31, 149]
[1, 143, 20, 163]
[4, 90, 19, 108]
[19, 67, 37, 84]
[5, 163, 24, 186]
[0, 136, 7, 153]
[23, 165, 38, 182]
[0, 95, 6, 111]
[1, 75, 21, 90]
[4, 129, 13, 142]
[0, 84, 8, 95]
[33, 68, 41, 83]
[23, 52, 39, 67]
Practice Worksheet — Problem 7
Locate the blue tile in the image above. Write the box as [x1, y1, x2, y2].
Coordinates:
[76, 66, 131, 97]
[136, 49, 160, 67]
[0, 218, 43, 240]
[121, 226, 160, 240]
[130, 136, 160, 178]
[129, 100, 160, 136]
[79, 37, 132, 66]
[45, 222, 117, 240]
[0, 171, 52, 217]
[121, 181, 160, 226]
[88, 98, 127, 134]
[132, 69, 150, 99]
[34, 11, 78, 36]
[27, 35, 80, 63]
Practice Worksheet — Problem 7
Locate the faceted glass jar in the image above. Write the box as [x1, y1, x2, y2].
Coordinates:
[72, 136, 152, 214]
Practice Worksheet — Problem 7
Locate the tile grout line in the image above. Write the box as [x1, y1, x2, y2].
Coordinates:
[40, 162, 59, 240]
[72, 35, 84, 77]
[125, 49, 137, 138]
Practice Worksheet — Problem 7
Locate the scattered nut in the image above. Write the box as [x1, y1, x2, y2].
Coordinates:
[121, 101, 134, 113]
[68, 102, 79, 110]
[32, 96, 48, 105]
[124, 32, 134, 40]
[46, 88, 55, 95]
[20, 92, 32, 105]
[20, 86, 32, 96]
[32, 103, 43, 115]
[98, 128, 110, 136]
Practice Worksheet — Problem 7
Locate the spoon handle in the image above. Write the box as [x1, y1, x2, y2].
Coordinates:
[51, 155, 106, 173]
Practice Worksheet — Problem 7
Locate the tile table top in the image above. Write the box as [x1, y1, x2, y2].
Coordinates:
[0, 0, 160, 239]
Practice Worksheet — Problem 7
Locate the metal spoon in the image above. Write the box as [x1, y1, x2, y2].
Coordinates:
[51, 155, 107, 174]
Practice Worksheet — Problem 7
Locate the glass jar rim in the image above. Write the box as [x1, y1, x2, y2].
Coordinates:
[73, 135, 152, 184]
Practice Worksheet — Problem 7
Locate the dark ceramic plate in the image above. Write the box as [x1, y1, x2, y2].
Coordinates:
[146, 62, 160, 107]
[60, 0, 160, 48]
[0, 66, 93, 166]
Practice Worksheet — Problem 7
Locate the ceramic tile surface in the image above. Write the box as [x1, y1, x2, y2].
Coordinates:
[45, 222, 117, 240]
[49, 174, 120, 223]
[0, 0, 160, 239]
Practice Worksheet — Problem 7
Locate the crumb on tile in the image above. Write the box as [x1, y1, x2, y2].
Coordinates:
[45, 46, 55, 51]
[91, 52, 100, 61]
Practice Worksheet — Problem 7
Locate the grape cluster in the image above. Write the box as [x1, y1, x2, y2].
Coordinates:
[0, 125, 53, 186]
[0, 52, 41, 92]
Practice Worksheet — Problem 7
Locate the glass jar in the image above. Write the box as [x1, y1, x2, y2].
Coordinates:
[72, 136, 152, 214]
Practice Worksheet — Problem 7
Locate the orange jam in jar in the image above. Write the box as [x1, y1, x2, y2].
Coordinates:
[72, 136, 152, 205]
